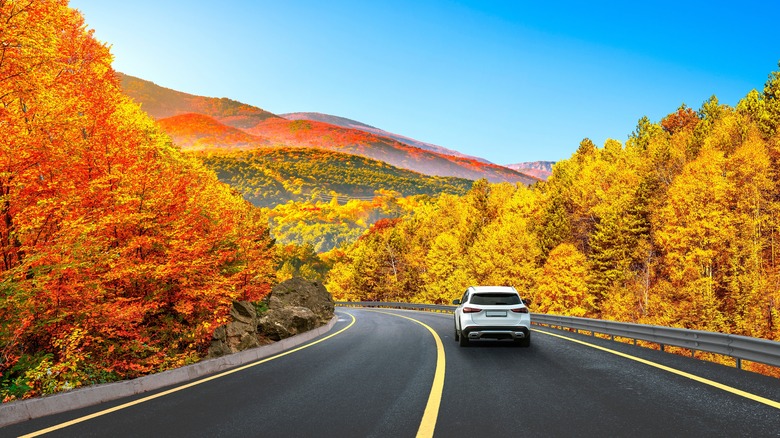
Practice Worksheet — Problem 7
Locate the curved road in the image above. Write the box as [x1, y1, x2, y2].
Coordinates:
[3, 308, 780, 437]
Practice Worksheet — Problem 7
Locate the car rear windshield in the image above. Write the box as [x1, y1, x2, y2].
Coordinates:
[470, 293, 521, 305]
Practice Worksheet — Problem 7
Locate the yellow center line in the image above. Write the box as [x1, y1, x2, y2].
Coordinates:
[370, 310, 446, 438]
[22, 312, 357, 437]
[533, 327, 780, 410]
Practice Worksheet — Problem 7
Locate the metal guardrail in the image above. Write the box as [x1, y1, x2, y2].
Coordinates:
[337, 301, 456, 313]
[335, 301, 780, 370]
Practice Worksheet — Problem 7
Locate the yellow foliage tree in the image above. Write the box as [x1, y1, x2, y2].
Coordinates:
[535, 243, 594, 316]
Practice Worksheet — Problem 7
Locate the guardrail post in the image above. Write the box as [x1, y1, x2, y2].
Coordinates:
[736, 357, 742, 370]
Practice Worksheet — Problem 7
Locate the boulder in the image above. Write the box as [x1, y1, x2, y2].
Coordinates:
[265, 277, 334, 324]
[207, 301, 261, 358]
[207, 278, 336, 357]
[257, 306, 319, 341]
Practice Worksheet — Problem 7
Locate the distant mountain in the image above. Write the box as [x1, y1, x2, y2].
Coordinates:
[244, 118, 538, 184]
[119, 73, 538, 184]
[280, 112, 491, 164]
[506, 161, 555, 180]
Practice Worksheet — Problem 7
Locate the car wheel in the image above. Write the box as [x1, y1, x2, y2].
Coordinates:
[516, 336, 530, 348]
[459, 332, 469, 347]
[454, 328, 460, 342]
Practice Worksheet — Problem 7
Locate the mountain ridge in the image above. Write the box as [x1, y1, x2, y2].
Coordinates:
[280, 112, 491, 164]
[119, 73, 280, 129]
[506, 161, 555, 180]
[118, 73, 539, 184]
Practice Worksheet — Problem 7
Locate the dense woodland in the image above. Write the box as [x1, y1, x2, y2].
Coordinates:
[196, 148, 470, 252]
[328, 72, 780, 373]
[0, 1, 276, 400]
[265, 191, 431, 253]
[3, 0, 780, 402]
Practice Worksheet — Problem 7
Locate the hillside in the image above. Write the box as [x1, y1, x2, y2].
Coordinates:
[119, 73, 281, 129]
[506, 161, 555, 180]
[158, 113, 270, 151]
[245, 117, 539, 184]
[196, 147, 473, 208]
[119, 73, 538, 184]
[280, 112, 491, 163]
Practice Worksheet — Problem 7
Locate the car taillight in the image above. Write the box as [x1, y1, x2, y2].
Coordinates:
[463, 307, 482, 313]
[511, 307, 529, 314]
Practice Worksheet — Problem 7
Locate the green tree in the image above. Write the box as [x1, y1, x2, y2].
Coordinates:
[761, 62, 780, 138]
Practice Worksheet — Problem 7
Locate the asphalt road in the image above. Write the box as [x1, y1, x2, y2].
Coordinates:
[3, 308, 780, 437]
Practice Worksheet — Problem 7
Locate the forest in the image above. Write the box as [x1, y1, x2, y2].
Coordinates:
[0, 1, 276, 400]
[195, 148, 471, 252]
[327, 73, 780, 374]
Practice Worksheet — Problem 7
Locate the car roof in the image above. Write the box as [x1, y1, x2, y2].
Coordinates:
[469, 286, 518, 294]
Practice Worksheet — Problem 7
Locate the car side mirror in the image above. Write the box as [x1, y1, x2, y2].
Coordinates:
[452, 299, 461, 305]
[522, 298, 532, 306]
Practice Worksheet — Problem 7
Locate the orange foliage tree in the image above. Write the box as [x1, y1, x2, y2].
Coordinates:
[0, 1, 274, 400]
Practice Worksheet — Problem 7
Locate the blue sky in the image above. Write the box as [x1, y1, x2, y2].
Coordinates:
[70, 0, 780, 164]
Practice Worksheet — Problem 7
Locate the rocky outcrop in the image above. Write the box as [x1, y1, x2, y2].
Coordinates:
[207, 301, 264, 358]
[265, 277, 335, 324]
[207, 278, 335, 358]
[258, 278, 335, 341]
[257, 306, 319, 342]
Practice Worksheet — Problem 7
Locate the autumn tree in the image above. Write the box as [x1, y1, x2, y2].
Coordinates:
[535, 243, 594, 316]
[466, 185, 541, 295]
[653, 145, 733, 331]
[661, 104, 700, 135]
[0, 1, 275, 400]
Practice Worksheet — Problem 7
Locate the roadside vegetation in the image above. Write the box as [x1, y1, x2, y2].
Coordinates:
[0, 1, 277, 401]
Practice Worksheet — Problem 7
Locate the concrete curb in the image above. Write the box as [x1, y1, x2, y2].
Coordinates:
[0, 315, 339, 428]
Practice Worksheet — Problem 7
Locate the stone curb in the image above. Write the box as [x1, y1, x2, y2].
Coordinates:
[0, 315, 339, 428]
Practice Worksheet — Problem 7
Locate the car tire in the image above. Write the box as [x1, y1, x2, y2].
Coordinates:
[459, 331, 469, 347]
[516, 335, 530, 348]
[454, 328, 460, 342]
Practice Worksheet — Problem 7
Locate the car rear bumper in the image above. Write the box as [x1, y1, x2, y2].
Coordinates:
[462, 326, 530, 340]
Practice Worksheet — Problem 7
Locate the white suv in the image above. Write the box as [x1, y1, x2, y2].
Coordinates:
[453, 286, 531, 347]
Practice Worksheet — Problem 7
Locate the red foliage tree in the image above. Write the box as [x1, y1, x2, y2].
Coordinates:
[661, 105, 700, 135]
[0, 1, 274, 399]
